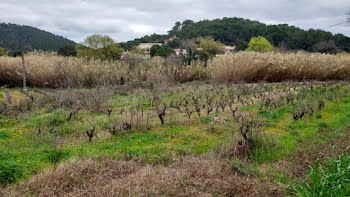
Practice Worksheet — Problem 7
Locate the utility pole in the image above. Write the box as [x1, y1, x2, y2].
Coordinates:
[21, 48, 28, 93]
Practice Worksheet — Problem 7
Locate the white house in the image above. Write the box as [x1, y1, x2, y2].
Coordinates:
[223, 46, 235, 54]
[174, 49, 187, 56]
[138, 43, 162, 52]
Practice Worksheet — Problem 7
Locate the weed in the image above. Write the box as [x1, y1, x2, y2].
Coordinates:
[86, 126, 95, 142]
[290, 153, 350, 197]
[46, 149, 70, 168]
[231, 158, 248, 175]
[0, 158, 25, 184]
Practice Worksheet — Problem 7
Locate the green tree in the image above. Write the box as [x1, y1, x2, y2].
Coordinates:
[150, 45, 175, 57]
[58, 45, 77, 56]
[246, 36, 274, 52]
[184, 47, 197, 65]
[313, 40, 341, 54]
[0, 47, 7, 56]
[122, 17, 350, 53]
[165, 39, 181, 48]
[0, 23, 75, 52]
[168, 21, 182, 36]
[192, 37, 224, 66]
[77, 34, 124, 61]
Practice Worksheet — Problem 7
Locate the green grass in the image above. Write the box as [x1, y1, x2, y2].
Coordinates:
[67, 125, 225, 162]
[252, 91, 350, 163]
[290, 153, 350, 197]
[0, 113, 226, 183]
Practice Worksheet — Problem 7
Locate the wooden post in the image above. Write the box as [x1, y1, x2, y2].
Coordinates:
[21, 49, 28, 93]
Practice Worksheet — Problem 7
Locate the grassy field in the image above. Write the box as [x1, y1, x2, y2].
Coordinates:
[0, 81, 350, 196]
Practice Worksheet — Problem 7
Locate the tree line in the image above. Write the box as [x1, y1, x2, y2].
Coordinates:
[2, 17, 350, 61]
[122, 17, 350, 53]
[0, 23, 75, 51]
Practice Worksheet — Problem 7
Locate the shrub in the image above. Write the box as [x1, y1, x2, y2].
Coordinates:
[317, 122, 328, 131]
[231, 158, 248, 175]
[0, 159, 25, 183]
[246, 36, 274, 52]
[46, 149, 70, 168]
[0, 131, 10, 139]
[58, 45, 77, 57]
[201, 116, 214, 124]
[77, 34, 124, 61]
[0, 47, 7, 56]
[193, 67, 207, 80]
[150, 45, 175, 57]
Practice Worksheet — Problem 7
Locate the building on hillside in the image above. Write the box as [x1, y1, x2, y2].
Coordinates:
[223, 46, 236, 54]
[143, 50, 151, 58]
[138, 43, 162, 53]
[174, 48, 187, 56]
[121, 51, 150, 59]
[164, 36, 178, 44]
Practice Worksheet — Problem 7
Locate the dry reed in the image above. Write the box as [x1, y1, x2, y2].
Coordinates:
[0, 52, 203, 88]
[209, 51, 350, 83]
[1, 51, 350, 88]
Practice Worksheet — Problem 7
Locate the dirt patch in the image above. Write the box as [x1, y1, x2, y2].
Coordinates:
[3, 158, 142, 197]
[0, 189, 8, 197]
[3, 157, 283, 197]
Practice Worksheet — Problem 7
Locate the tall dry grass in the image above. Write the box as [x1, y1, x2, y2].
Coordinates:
[5, 157, 281, 196]
[209, 51, 350, 83]
[0, 52, 204, 88]
[1, 51, 350, 88]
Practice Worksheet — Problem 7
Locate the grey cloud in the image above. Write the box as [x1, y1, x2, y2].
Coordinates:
[0, 0, 349, 42]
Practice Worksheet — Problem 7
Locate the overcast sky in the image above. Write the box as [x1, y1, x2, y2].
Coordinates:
[1, 0, 349, 42]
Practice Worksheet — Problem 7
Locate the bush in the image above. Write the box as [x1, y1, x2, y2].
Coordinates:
[150, 45, 175, 57]
[290, 153, 350, 197]
[0, 159, 25, 183]
[46, 149, 70, 168]
[0, 131, 10, 139]
[201, 116, 214, 124]
[246, 36, 274, 52]
[58, 45, 77, 56]
[0, 47, 7, 56]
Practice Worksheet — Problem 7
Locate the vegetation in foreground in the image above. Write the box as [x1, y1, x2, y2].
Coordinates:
[291, 153, 350, 197]
[0, 81, 349, 196]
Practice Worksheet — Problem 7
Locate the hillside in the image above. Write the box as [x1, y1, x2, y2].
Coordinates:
[121, 17, 350, 52]
[0, 23, 75, 51]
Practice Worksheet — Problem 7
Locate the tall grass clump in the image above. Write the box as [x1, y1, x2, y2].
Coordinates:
[0, 158, 25, 184]
[209, 51, 350, 83]
[0, 51, 204, 88]
[290, 153, 350, 197]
